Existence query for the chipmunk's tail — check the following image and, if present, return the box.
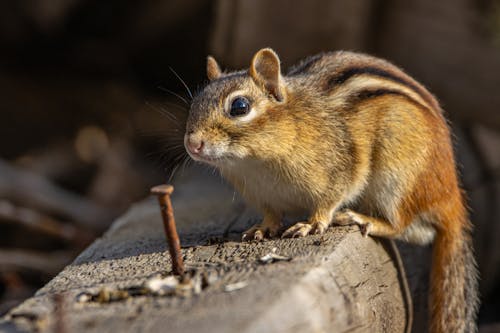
[429,212,479,333]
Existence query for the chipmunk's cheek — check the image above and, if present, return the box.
[228,145,251,159]
[203,141,230,159]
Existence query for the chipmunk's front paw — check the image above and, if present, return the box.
[333,210,371,237]
[242,224,279,242]
[281,221,327,238]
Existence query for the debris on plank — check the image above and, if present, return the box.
[75,268,216,304]
[224,281,248,292]
[258,247,292,264]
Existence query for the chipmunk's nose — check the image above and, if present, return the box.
[186,135,204,155]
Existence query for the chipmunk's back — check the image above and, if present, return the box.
[287,51,441,114]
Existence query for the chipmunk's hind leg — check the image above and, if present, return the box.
[333,209,406,238]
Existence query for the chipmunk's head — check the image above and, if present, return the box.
[185,48,289,166]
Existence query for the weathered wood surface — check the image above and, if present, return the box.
[0,168,430,333]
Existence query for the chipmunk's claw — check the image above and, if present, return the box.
[242,229,263,241]
[312,223,327,235]
[358,222,372,237]
[282,222,326,238]
[282,223,312,238]
[242,224,279,242]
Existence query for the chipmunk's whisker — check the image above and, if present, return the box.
[169,66,193,100]
[158,86,189,105]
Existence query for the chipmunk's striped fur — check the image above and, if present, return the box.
[185,48,479,332]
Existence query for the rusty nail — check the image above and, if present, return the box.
[150,184,185,276]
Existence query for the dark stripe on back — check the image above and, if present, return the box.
[327,66,436,110]
[351,88,430,111]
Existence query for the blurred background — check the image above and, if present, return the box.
[0,0,499,329]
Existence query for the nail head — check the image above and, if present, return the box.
[150,184,174,195]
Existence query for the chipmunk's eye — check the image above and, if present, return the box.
[229,97,250,117]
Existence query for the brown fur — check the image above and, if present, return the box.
[184,48,479,332]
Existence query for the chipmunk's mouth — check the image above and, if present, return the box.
[187,150,222,165]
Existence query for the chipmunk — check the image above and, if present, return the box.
[184,48,479,333]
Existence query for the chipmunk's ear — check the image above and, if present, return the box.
[207,56,222,81]
[249,48,285,102]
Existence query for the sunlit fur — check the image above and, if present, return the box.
[185,49,478,333]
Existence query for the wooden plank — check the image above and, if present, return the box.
[0,168,428,332]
